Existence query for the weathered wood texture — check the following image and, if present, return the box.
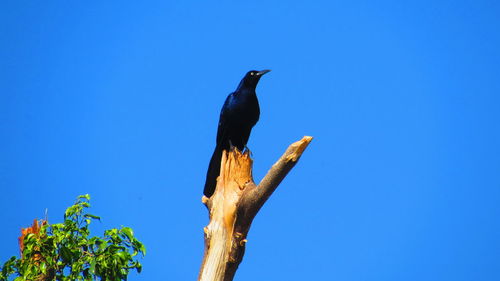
[198,136,313,281]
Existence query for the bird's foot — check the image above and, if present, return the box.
[228,140,236,152]
[244,145,253,156]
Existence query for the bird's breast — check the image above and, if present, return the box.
[226,93,259,124]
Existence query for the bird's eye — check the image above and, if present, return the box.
[250,72,255,76]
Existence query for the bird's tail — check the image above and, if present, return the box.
[204,144,223,197]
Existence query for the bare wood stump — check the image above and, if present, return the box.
[198,136,313,281]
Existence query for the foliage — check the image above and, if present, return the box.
[0,195,145,281]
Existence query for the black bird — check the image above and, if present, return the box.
[204,69,271,197]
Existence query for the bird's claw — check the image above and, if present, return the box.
[244,145,253,156]
[228,140,236,152]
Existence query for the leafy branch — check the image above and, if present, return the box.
[0,194,145,281]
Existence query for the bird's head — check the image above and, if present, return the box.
[238,69,271,89]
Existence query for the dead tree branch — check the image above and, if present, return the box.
[198,136,313,281]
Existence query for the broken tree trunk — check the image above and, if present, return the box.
[198,136,313,281]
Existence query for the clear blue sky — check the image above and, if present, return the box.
[1,1,499,280]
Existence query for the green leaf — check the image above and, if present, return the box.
[120,227,134,240]
[39,262,47,274]
[78,194,91,200]
[105,228,118,236]
[64,205,76,219]
[84,214,101,222]
[97,241,107,253]
[136,241,146,256]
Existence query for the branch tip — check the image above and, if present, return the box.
[287,136,313,162]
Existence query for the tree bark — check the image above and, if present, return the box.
[198,136,313,281]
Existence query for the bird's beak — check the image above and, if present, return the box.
[257,69,271,76]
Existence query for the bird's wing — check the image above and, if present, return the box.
[216,93,233,146]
